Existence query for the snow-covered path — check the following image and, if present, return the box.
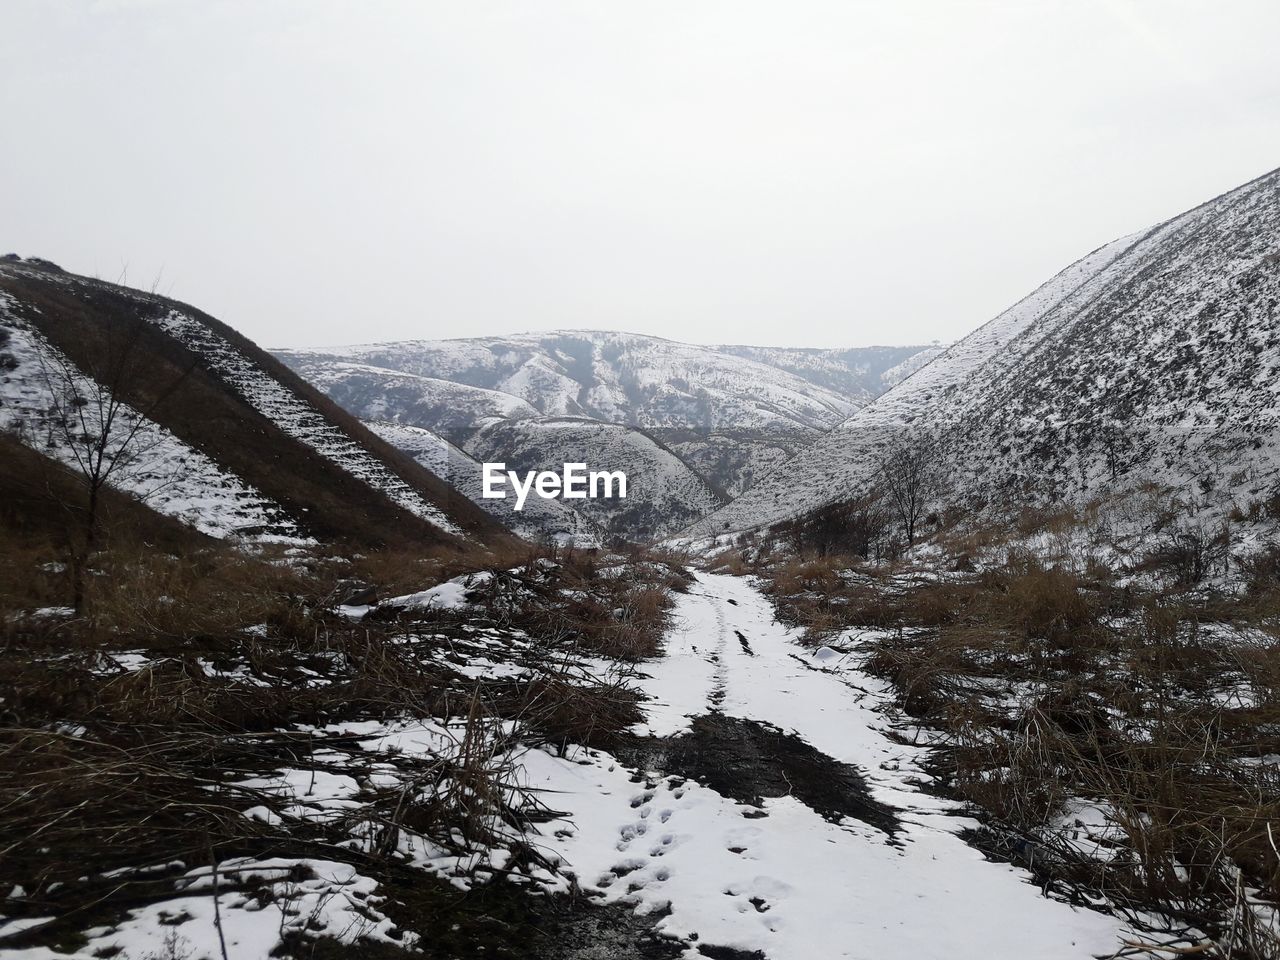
[523,572,1127,959]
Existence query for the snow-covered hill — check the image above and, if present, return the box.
[714,342,946,398]
[649,428,802,499]
[0,311,307,543]
[151,310,463,536]
[277,357,541,439]
[277,333,935,540]
[362,413,720,543]
[685,165,1280,538]
[0,257,509,548]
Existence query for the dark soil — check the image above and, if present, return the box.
[697,946,766,960]
[273,872,686,960]
[615,714,900,836]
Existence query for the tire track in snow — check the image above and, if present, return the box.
[631,588,724,737]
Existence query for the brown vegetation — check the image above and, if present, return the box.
[0,468,684,955]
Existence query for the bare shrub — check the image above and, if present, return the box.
[1242,541,1280,597]
[1145,523,1230,586]
[779,496,890,559]
[23,317,194,612]
[706,548,752,575]
[993,563,1099,645]
[505,671,643,752]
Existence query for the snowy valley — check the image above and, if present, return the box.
[3,163,1280,960]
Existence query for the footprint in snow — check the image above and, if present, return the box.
[609,858,647,878]
[615,821,649,851]
[649,833,676,857]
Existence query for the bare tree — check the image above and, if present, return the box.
[29,314,192,612]
[877,438,939,546]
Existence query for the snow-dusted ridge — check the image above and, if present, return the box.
[152,310,463,537]
[280,331,881,432]
[0,258,497,546]
[463,415,724,540]
[0,302,308,543]
[363,419,599,542]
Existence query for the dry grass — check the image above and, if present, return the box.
[758,554,904,638]
[0,541,68,630]
[389,547,687,661]
[502,672,644,752]
[0,623,548,952]
[867,613,1279,954]
[706,548,752,576]
[0,519,688,952]
[89,547,321,642]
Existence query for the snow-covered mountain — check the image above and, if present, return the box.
[279,358,542,438]
[276,333,934,540]
[0,257,509,549]
[279,332,880,431]
[685,166,1280,539]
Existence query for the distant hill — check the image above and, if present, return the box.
[276,332,936,540]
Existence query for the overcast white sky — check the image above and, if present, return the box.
[3,1,1279,350]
